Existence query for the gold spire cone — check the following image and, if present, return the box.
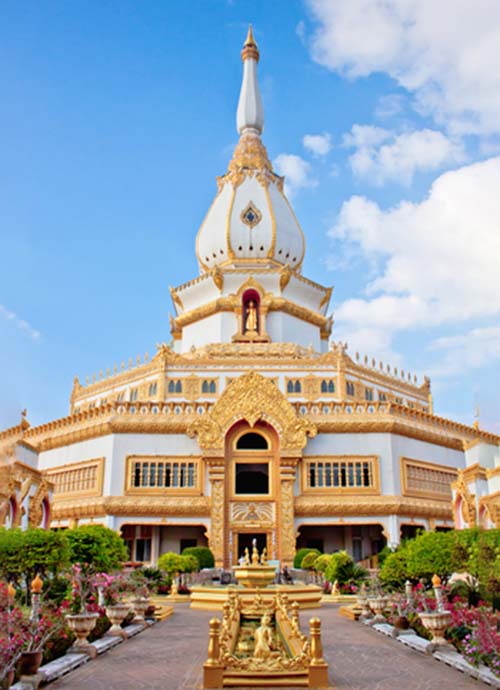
[244,24,256,47]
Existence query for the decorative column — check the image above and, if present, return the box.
[206,458,226,568]
[278,458,298,566]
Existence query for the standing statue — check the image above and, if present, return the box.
[245,301,258,333]
[253,613,273,659]
[244,547,251,566]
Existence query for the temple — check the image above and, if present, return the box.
[1,28,499,566]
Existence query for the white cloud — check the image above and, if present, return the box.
[0,304,40,341]
[330,157,500,365]
[306,0,500,135]
[375,94,405,120]
[303,133,332,156]
[429,327,500,377]
[273,153,317,197]
[343,125,464,185]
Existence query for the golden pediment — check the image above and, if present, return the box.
[187,371,316,451]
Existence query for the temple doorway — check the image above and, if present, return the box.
[237,532,267,561]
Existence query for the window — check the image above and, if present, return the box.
[306,458,376,489]
[148,382,158,397]
[101,398,107,405]
[235,463,269,494]
[394,396,403,404]
[47,458,104,497]
[346,381,355,396]
[89,401,95,409]
[378,391,387,402]
[321,379,335,394]
[202,379,217,394]
[168,380,183,394]
[402,459,457,499]
[365,388,373,401]
[287,379,302,394]
[130,458,198,489]
[130,388,138,402]
[236,432,268,450]
[117,391,125,402]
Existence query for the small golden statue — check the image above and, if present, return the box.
[260,547,268,565]
[245,301,258,333]
[244,547,250,566]
[251,543,260,566]
[253,613,273,659]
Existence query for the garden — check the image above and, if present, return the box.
[0,526,214,688]
[294,529,500,680]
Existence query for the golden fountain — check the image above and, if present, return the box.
[203,590,329,688]
[190,544,323,611]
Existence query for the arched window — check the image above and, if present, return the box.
[168,381,175,393]
[236,432,269,450]
[209,380,216,393]
[202,381,209,394]
[294,380,301,393]
[175,380,182,393]
[287,380,294,394]
[321,380,327,393]
[328,380,335,393]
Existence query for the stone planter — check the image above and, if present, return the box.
[105,603,131,638]
[419,611,452,646]
[18,651,43,676]
[356,594,372,619]
[65,613,99,657]
[131,598,151,624]
[367,596,389,624]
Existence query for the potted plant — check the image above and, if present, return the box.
[94,573,130,638]
[366,578,389,624]
[65,564,99,655]
[390,593,411,631]
[0,584,25,689]
[126,571,151,624]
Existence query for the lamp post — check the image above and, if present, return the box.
[30,574,43,622]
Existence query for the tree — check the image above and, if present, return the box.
[157,552,184,577]
[65,525,127,572]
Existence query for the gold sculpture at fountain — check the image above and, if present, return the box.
[203,545,329,688]
[203,589,329,688]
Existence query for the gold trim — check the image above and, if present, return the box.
[264,183,277,258]
[294,494,453,519]
[169,287,184,312]
[51,495,210,520]
[461,463,488,482]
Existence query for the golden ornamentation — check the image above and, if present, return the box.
[279,265,291,291]
[240,202,262,229]
[51,495,210,520]
[221,132,282,191]
[208,463,225,566]
[124,455,202,495]
[28,478,50,528]
[318,287,332,311]
[230,501,275,524]
[452,470,477,527]
[279,467,297,565]
[301,455,380,495]
[241,25,259,62]
[211,266,224,292]
[169,286,184,311]
[45,457,105,498]
[188,372,317,451]
[294,494,453,519]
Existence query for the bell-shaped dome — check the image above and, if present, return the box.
[195,28,305,273]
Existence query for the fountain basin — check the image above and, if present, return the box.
[190,583,322,611]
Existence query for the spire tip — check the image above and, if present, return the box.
[242,24,259,62]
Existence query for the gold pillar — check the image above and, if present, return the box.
[206,458,226,568]
[278,458,298,566]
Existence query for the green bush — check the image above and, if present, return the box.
[301,551,321,569]
[179,554,199,573]
[293,548,320,569]
[313,554,332,574]
[380,549,409,588]
[66,525,128,572]
[181,546,214,569]
[324,551,367,585]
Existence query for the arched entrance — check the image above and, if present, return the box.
[226,421,279,566]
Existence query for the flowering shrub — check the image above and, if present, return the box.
[93,572,130,606]
[447,601,500,677]
[68,563,97,614]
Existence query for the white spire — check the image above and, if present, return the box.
[236,26,264,135]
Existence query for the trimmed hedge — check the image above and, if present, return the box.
[293,548,320,569]
[181,546,215,569]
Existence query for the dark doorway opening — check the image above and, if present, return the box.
[237,533,267,561]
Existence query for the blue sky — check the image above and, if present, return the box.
[1,1,499,433]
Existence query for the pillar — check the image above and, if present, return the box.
[206,458,226,568]
[279,458,298,566]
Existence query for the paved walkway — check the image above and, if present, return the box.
[50,604,484,690]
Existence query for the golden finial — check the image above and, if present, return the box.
[31,573,43,594]
[431,574,441,587]
[7,582,16,600]
[244,24,256,47]
[242,24,259,62]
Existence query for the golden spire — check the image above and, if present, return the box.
[241,24,259,62]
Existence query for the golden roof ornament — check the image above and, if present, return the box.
[241,24,259,62]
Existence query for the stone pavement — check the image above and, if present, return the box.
[49,603,485,690]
